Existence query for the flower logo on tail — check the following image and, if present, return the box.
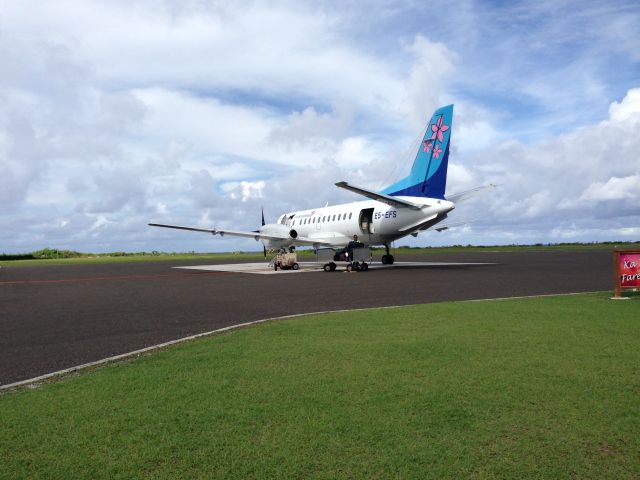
[431,116,450,142]
[432,144,442,158]
[422,139,433,153]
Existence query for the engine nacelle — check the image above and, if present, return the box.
[256,223,302,250]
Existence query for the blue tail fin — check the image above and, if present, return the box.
[381,104,453,199]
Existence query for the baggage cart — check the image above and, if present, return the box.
[318,246,371,272]
[272,252,299,271]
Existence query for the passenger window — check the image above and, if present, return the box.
[332,215,336,221]
[348,212,352,219]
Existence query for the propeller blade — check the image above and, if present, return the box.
[261,207,266,258]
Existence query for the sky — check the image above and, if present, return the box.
[1,0,639,253]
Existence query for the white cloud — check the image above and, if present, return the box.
[223,180,266,202]
[269,105,355,145]
[400,35,456,129]
[578,175,640,202]
[609,88,640,123]
[2,1,404,113]
[451,88,640,241]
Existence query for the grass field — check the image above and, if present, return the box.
[1,293,639,479]
[0,251,268,267]
[2,242,639,267]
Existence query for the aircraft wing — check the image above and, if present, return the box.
[335,182,424,210]
[447,184,497,204]
[149,223,270,240]
[149,223,216,234]
[148,223,331,247]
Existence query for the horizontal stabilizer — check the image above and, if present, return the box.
[335,182,425,210]
[447,184,497,204]
[433,219,476,232]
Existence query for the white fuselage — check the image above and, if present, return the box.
[261,196,455,250]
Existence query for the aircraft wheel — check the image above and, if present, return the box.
[361,262,368,271]
[381,255,389,264]
[292,263,299,270]
[323,263,331,272]
[329,262,336,271]
[388,255,395,265]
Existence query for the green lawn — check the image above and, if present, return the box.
[0,251,268,267]
[1,293,639,479]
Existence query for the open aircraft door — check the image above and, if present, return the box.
[359,208,374,234]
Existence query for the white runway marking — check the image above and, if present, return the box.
[174,261,495,274]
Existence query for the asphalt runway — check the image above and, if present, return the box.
[0,249,614,386]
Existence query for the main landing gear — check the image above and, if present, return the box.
[323,262,337,272]
[346,261,369,272]
[381,244,395,265]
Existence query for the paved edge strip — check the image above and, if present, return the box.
[0,290,604,391]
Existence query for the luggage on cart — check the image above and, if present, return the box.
[272,252,299,271]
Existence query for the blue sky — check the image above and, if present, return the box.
[1,0,639,253]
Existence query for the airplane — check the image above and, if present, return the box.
[150,104,493,265]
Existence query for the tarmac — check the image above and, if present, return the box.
[0,249,614,386]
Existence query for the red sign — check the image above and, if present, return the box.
[620,252,640,288]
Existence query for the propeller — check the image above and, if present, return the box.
[261,207,267,258]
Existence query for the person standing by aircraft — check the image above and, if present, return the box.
[346,235,363,260]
